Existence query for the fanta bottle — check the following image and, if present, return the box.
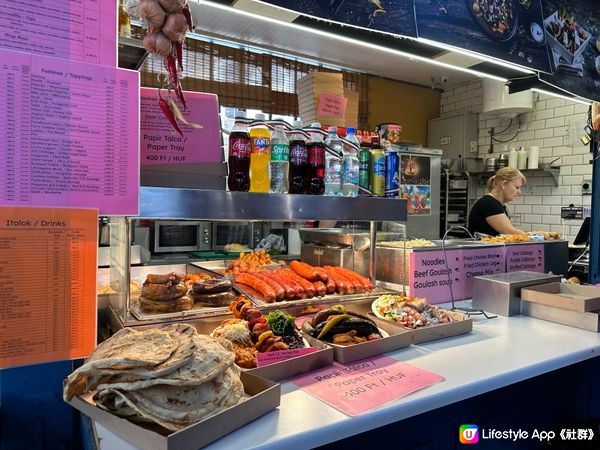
[249,113,270,192]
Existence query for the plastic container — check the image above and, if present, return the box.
[227,110,251,192]
[289,120,308,194]
[323,126,342,196]
[249,113,270,192]
[527,146,539,169]
[508,147,518,169]
[340,127,360,197]
[517,147,527,170]
[307,122,325,195]
[269,125,289,193]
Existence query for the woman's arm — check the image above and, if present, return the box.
[486,213,526,235]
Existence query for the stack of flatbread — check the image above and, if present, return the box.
[63,324,245,432]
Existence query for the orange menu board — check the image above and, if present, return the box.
[0,206,97,369]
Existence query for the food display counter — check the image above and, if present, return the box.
[93,308,600,450]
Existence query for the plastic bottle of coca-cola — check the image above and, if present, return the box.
[289,120,308,194]
[227,110,251,191]
[306,122,325,195]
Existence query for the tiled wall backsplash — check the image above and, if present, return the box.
[440,80,592,243]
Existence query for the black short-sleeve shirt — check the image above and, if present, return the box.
[468,195,507,236]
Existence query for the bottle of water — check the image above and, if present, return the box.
[269,125,289,193]
[341,127,360,197]
[323,126,342,196]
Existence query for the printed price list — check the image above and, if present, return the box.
[0,49,139,215]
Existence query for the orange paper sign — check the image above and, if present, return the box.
[0,206,98,369]
[317,93,347,119]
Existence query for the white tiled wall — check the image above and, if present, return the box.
[441,80,592,243]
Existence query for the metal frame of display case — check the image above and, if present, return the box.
[107,188,408,328]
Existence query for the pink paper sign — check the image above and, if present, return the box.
[256,347,318,367]
[317,93,347,118]
[0,0,117,66]
[409,249,465,304]
[140,88,222,165]
[460,246,505,298]
[0,49,139,215]
[291,355,444,416]
[505,244,544,273]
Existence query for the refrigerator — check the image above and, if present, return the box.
[387,145,441,240]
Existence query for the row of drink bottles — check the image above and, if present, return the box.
[227,111,401,197]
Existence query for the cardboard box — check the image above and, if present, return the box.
[192,316,334,381]
[521,300,600,332]
[322,316,412,364]
[297,71,345,127]
[521,283,600,313]
[408,311,473,344]
[344,88,359,127]
[66,372,280,450]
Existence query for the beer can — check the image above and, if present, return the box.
[358,147,371,192]
[384,150,399,198]
[370,148,385,196]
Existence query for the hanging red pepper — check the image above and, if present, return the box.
[165,53,187,110]
[158,97,183,137]
[175,41,184,73]
[182,4,194,32]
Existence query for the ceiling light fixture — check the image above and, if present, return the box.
[531,88,591,106]
[193,0,508,82]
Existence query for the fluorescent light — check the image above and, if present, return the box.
[531,88,591,106]
[193,0,508,82]
[418,37,535,75]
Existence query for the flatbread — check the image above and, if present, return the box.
[95,366,245,432]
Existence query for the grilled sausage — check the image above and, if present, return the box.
[234,273,276,303]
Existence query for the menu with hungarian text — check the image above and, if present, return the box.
[0,0,117,66]
[0,49,139,215]
[0,206,97,369]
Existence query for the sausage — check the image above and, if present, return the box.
[258,271,297,299]
[324,266,364,293]
[192,278,233,294]
[312,280,327,297]
[332,266,374,291]
[144,272,183,285]
[289,261,321,282]
[320,267,353,294]
[141,282,187,300]
[234,273,276,303]
[278,269,316,298]
[323,277,336,294]
[250,272,286,301]
[139,294,193,312]
[313,267,330,283]
[188,290,236,307]
[262,271,303,299]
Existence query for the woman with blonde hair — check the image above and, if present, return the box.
[467,167,526,236]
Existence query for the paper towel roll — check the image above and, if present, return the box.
[527,146,539,169]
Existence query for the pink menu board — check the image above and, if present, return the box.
[409,249,464,304]
[460,246,505,299]
[0,0,117,66]
[505,244,544,273]
[140,87,222,165]
[0,49,139,215]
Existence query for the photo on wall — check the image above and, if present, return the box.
[539,0,600,101]
[400,155,431,216]
[414,0,552,73]
[256,0,417,37]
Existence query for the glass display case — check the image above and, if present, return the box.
[107,187,408,329]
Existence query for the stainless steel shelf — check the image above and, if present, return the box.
[137,187,408,221]
[469,167,560,186]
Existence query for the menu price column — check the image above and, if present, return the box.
[0,207,97,369]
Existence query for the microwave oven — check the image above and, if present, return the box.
[211,222,269,251]
[153,221,211,253]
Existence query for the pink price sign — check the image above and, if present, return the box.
[460,246,505,298]
[0,49,139,215]
[0,0,117,66]
[317,93,347,119]
[505,244,544,273]
[291,355,444,416]
[140,88,222,165]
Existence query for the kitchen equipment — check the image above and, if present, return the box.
[99,217,111,246]
[441,158,456,170]
[495,153,508,169]
[440,170,471,238]
[428,113,479,173]
[211,221,269,251]
[484,157,497,172]
[153,220,212,253]
[472,271,560,316]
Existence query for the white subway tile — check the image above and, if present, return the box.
[535,100,546,110]
[515,205,532,213]
[562,155,583,166]
[553,126,568,137]
[545,117,565,128]
[571,165,592,176]
[552,147,572,156]
[546,98,566,108]
[539,148,553,158]
[551,206,564,215]
[534,129,553,139]
[532,205,551,214]
[528,120,546,130]
[542,215,561,225]
[573,103,589,114]
[572,146,591,155]
[562,195,582,205]
[523,214,542,223]
[554,105,575,117]
[561,175,584,186]
[550,185,571,195]
[543,137,564,147]
[532,186,551,195]
[535,109,554,120]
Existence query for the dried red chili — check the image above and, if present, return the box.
[158,97,183,137]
